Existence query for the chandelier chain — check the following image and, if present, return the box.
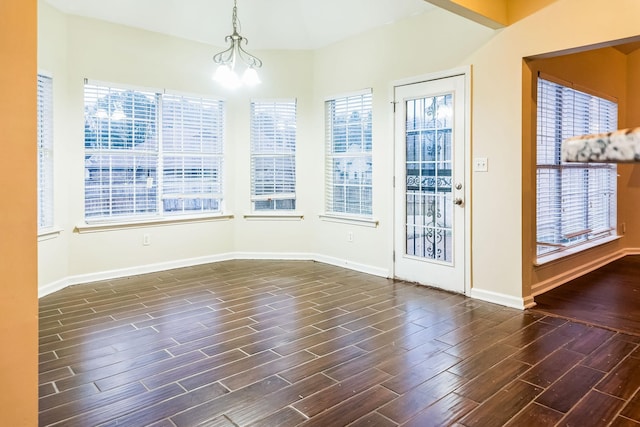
[211,0,262,88]
[231,0,239,34]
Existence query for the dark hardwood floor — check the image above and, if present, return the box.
[533,255,640,336]
[39,259,640,426]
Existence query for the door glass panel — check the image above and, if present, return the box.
[405,94,453,263]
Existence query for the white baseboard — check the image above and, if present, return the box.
[530,249,626,298]
[470,287,532,310]
[312,254,390,278]
[231,252,313,261]
[231,252,390,277]
[38,277,73,299]
[38,253,234,298]
[38,252,390,298]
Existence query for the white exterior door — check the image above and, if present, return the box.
[394,74,467,294]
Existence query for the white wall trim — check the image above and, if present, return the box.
[318,214,379,228]
[530,249,626,298]
[312,254,390,278]
[220,252,390,278]
[231,252,313,261]
[39,277,73,299]
[38,253,234,298]
[39,252,390,298]
[470,287,532,310]
[391,66,471,89]
[243,213,305,221]
[76,214,234,234]
[534,235,621,266]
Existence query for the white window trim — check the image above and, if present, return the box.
[324,88,373,102]
[318,214,379,228]
[534,235,621,266]
[86,78,162,96]
[244,212,304,221]
[38,227,63,241]
[75,213,234,233]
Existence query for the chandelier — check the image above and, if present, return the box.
[212,0,262,89]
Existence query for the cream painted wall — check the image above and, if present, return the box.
[38,2,71,288]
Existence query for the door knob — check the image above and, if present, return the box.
[454,198,464,206]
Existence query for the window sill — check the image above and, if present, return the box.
[534,234,621,267]
[75,213,234,234]
[38,227,63,242]
[319,214,379,228]
[244,212,304,221]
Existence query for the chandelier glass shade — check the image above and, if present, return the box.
[212,0,262,89]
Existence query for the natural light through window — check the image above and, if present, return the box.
[250,99,297,211]
[325,90,373,217]
[536,76,618,259]
[83,81,224,222]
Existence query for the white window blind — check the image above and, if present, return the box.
[162,94,224,214]
[325,90,373,217]
[37,74,54,230]
[250,99,297,211]
[536,77,618,258]
[84,81,224,221]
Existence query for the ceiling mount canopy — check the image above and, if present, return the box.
[212,0,262,89]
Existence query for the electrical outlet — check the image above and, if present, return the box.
[474,157,488,172]
[143,233,151,246]
[347,232,354,242]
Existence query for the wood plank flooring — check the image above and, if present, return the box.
[39,259,640,426]
[533,255,640,336]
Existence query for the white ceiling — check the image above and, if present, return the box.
[43,0,435,50]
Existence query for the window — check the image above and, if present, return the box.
[37,74,54,230]
[325,90,373,217]
[84,81,224,222]
[536,76,618,258]
[162,94,225,215]
[250,99,297,211]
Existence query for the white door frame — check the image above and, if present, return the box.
[390,66,472,295]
